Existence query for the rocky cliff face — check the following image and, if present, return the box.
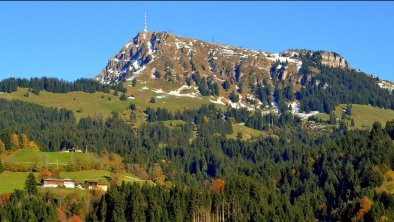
[320,52,349,69]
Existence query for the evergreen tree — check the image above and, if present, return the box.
[153,70,161,79]
[131,78,137,87]
[329,113,337,125]
[119,93,127,101]
[229,90,239,103]
[25,173,38,195]
[385,120,394,139]
[130,111,137,124]
[222,80,231,91]
[346,103,352,115]
[129,103,136,110]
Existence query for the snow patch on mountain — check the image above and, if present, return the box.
[266,53,299,64]
[378,80,394,92]
[209,96,226,105]
[150,85,201,99]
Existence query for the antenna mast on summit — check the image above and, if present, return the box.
[144,12,148,32]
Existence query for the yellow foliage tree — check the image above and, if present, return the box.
[152,163,166,186]
[28,141,40,151]
[109,153,125,185]
[21,133,30,149]
[101,151,111,171]
[386,170,394,182]
[352,196,373,221]
[0,139,5,154]
[10,133,19,150]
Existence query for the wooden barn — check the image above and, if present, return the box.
[41,178,75,188]
[84,181,108,192]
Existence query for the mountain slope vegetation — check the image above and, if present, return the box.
[0,98,393,221]
[0,31,394,221]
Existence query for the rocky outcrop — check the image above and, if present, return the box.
[320,52,349,69]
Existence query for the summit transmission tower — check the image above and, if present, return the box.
[144,12,148,32]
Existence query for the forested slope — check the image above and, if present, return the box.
[0,99,393,221]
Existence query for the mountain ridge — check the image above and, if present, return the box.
[94,31,393,114]
[95,31,349,84]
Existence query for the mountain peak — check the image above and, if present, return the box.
[95,31,350,85]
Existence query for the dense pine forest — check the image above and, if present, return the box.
[0,77,126,95]
[297,52,394,113]
[0,98,393,221]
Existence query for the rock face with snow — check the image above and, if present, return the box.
[95,31,323,85]
[96,32,162,83]
[95,31,353,112]
[378,80,394,93]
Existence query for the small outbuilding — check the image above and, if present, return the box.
[84,181,108,192]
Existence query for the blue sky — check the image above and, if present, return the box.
[0,2,393,81]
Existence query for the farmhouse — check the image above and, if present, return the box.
[60,147,83,153]
[41,178,76,188]
[84,181,108,192]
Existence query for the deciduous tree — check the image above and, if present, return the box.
[21,133,29,149]
[40,166,52,179]
[10,133,19,150]
[0,139,5,154]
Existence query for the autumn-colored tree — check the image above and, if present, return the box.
[151,163,166,186]
[28,141,40,151]
[387,170,394,182]
[10,133,19,150]
[127,164,149,180]
[0,192,11,206]
[39,166,52,179]
[51,169,61,178]
[68,215,81,222]
[56,208,67,222]
[353,196,373,221]
[109,153,125,185]
[21,133,29,149]
[211,178,225,193]
[0,139,5,154]
[101,151,111,171]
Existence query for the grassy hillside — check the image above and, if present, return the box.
[0,88,126,121]
[0,150,153,193]
[335,104,394,130]
[0,170,151,194]
[227,124,269,140]
[4,149,96,166]
[0,81,215,124]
